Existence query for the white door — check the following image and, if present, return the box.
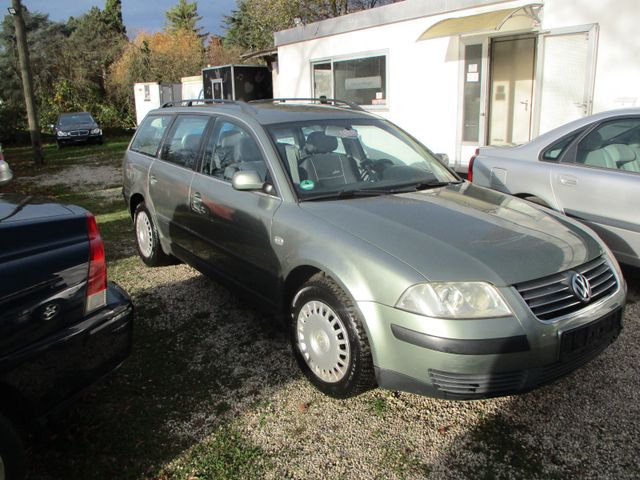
[536,29,596,135]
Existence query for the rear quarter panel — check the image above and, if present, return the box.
[473,149,558,209]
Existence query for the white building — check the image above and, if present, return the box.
[133,82,182,125]
[274,0,640,171]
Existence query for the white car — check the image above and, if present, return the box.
[470,109,640,267]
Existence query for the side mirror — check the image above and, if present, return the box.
[435,153,450,166]
[0,160,13,186]
[232,170,264,191]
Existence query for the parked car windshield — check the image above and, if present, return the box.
[266,118,458,200]
[59,113,94,126]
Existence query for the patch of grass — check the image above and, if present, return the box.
[380,443,432,479]
[368,394,389,418]
[6,136,131,169]
[161,425,270,480]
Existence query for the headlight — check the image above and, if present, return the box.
[91,128,102,135]
[57,131,68,137]
[396,282,512,319]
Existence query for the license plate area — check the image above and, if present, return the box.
[560,309,621,360]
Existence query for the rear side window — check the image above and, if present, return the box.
[130,115,173,157]
[541,132,579,162]
[160,115,210,170]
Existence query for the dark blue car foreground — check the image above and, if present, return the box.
[0,193,133,480]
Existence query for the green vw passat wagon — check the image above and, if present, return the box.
[123,99,626,399]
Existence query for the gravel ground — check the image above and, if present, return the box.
[23,163,640,479]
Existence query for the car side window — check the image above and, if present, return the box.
[575,118,640,173]
[202,119,268,182]
[541,132,579,162]
[130,115,173,157]
[160,115,210,170]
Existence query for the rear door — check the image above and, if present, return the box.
[551,116,640,264]
[148,114,211,252]
[185,117,282,304]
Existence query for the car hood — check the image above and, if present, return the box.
[0,194,76,224]
[299,183,602,286]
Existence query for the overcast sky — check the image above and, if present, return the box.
[1,0,237,36]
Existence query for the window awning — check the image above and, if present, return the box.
[417,4,542,41]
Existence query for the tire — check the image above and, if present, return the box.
[133,202,171,267]
[0,413,26,480]
[291,273,376,398]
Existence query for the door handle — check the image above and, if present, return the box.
[149,174,158,185]
[520,99,529,112]
[559,175,578,186]
[190,191,206,214]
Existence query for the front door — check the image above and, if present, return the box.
[185,117,282,304]
[551,116,640,265]
[488,36,536,146]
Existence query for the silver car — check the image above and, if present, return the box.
[470,109,640,267]
[123,99,626,400]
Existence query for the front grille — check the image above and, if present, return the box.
[69,129,89,136]
[429,369,526,398]
[514,256,618,321]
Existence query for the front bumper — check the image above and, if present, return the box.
[359,277,626,400]
[57,132,102,144]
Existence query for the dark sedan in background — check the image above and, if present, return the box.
[0,161,133,480]
[53,112,103,148]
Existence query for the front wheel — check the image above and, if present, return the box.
[0,413,26,480]
[133,202,171,267]
[291,273,376,398]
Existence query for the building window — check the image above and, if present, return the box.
[144,84,151,101]
[462,44,482,143]
[313,62,332,99]
[312,54,387,107]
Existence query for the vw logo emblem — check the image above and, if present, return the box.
[570,272,592,303]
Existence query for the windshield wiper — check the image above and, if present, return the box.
[300,180,463,201]
[301,187,390,201]
[400,179,463,191]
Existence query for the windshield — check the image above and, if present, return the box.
[266,118,458,200]
[59,113,94,126]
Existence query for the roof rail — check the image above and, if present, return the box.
[250,97,365,111]
[161,98,237,108]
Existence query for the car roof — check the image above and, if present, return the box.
[148,101,377,125]
[531,108,640,146]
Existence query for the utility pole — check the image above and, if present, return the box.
[8,0,44,165]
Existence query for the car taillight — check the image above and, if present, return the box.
[467,148,479,182]
[86,213,107,313]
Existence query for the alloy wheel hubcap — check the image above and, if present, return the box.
[297,300,350,383]
[136,211,154,258]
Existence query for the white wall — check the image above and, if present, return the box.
[276,0,640,166]
[134,83,161,126]
[276,1,528,166]
[181,75,203,100]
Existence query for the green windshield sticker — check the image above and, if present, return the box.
[300,180,315,190]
